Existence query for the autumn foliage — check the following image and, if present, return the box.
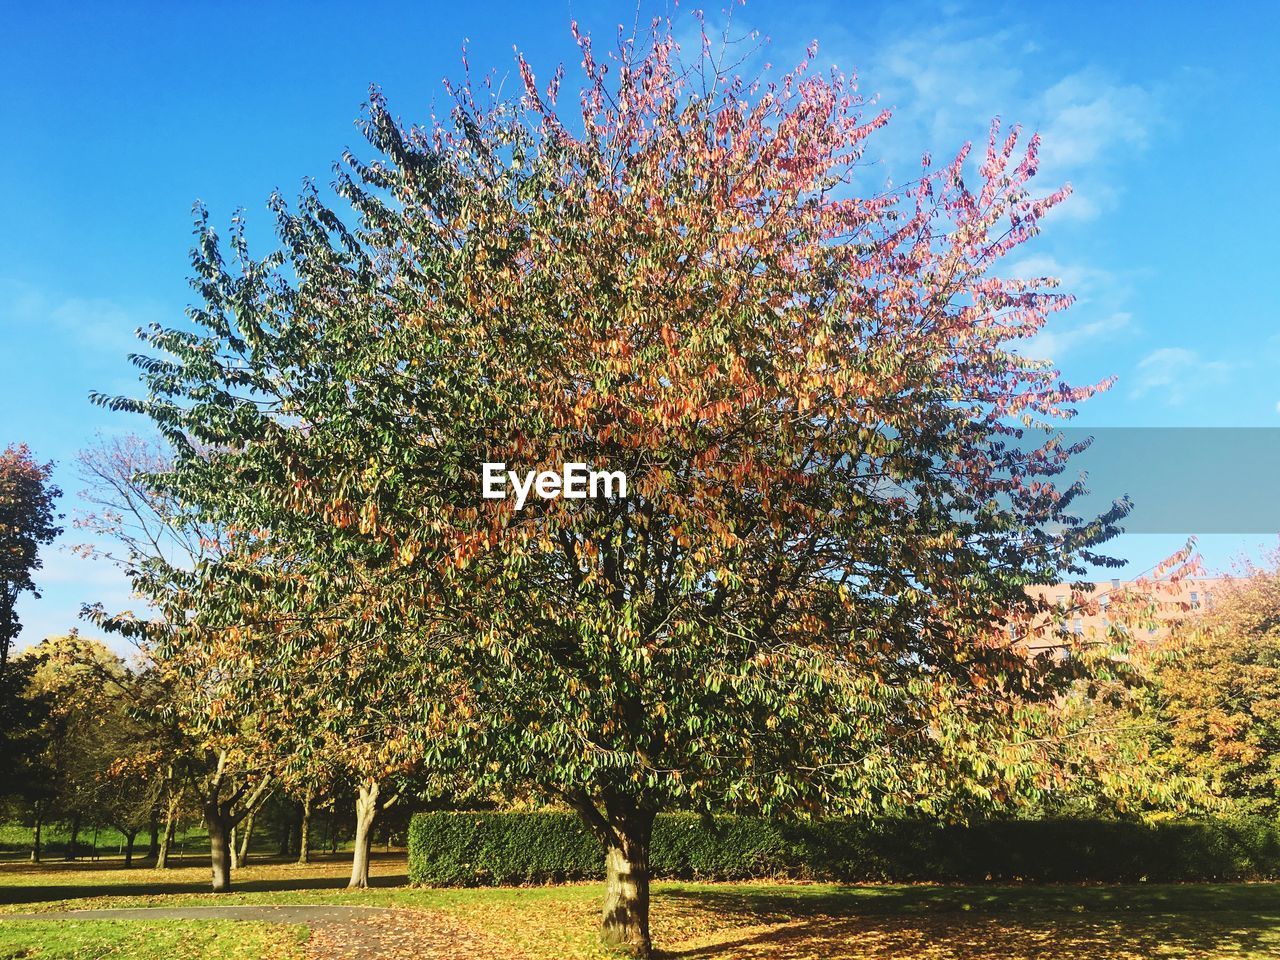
[0,443,63,671]
[1155,554,1280,817]
[107,18,1140,955]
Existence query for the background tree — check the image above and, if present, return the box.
[1004,546,1208,819]
[0,653,54,859]
[0,443,63,672]
[76,434,280,889]
[110,18,1135,956]
[1154,555,1280,817]
[21,633,142,860]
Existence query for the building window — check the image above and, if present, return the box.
[1191,591,1200,608]
[1073,618,1083,635]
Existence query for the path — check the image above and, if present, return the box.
[0,904,524,959]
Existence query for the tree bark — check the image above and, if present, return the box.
[30,807,42,863]
[197,751,272,892]
[207,808,233,893]
[347,781,379,889]
[237,809,256,866]
[147,804,160,859]
[297,786,313,865]
[600,807,655,957]
[123,829,138,867]
[156,795,178,869]
[66,815,81,861]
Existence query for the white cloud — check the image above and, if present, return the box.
[1036,70,1154,169]
[810,13,1162,220]
[1003,253,1119,298]
[0,278,149,358]
[1003,253,1135,363]
[12,547,143,657]
[1131,347,1233,404]
[1021,311,1131,363]
[32,547,132,588]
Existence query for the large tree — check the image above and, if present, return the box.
[109,20,1130,954]
[0,444,63,672]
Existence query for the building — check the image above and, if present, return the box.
[1017,577,1231,655]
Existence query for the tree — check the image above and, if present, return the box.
[0,443,63,672]
[1155,556,1280,817]
[1005,546,1208,818]
[109,19,1132,955]
[20,633,146,860]
[0,653,54,859]
[76,434,277,888]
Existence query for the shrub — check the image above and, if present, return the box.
[407,811,1280,886]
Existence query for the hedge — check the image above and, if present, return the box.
[407,811,1280,886]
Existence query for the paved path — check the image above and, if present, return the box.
[0,904,524,959]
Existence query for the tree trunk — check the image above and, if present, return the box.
[156,796,178,869]
[600,807,655,957]
[347,781,379,889]
[66,815,81,861]
[30,809,42,863]
[276,802,294,857]
[207,808,233,893]
[237,810,256,866]
[147,804,160,859]
[123,829,138,867]
[297,787,313,865]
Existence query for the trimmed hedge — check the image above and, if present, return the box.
[407,811,1280,886]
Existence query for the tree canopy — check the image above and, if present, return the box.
[0,443,63,671]
[105,20,1132,955]
[1156,560,1280,817]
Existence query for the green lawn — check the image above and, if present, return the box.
[0,919,307,960]
[0,824,213,863]
[2,855,1279,958]
[0,823,360,864]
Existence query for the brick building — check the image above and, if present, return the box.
[1018,577,1230,655]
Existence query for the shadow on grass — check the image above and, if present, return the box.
[0,852,408,906]
[651,884,1280,959]
[655,913,1280,959]
[656,880,1280,917]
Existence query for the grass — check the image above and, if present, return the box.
[0,919,307,960]
[0,824,209,863]
[2,854,1280,958]
[0,823,360,863]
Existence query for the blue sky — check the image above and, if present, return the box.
[3,0,1278,651]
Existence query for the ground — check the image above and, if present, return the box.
[1,853,1279,959]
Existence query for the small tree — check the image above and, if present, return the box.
[0,444,62,672]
